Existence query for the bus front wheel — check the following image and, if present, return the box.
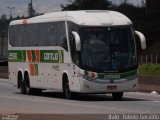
[112,92,123,100]
[63,76,72,99]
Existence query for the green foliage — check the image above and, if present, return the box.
[0,14,37,34]
[112,3,146,35]
[0,1,160,39]
[113,2,160,38]
[139,64,160,77]
[61,1,160,38]
[61,0,112,11]
[146,43,160,54]
[0,15,10,34]
[1,15,7,20]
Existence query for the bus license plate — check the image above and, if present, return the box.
[107,86,117,90]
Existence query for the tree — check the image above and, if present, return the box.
[0,14,7,21]
[0,14,10,34]
[61,0,112,11]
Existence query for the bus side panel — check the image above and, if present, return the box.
[70,65,81,92]
[9,62,18,86]
[35,63,53,89]
[60,64,81,93]
[51,50,72,91]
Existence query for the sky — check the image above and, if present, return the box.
[0,0,145,18]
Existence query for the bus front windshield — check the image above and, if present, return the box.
[79,26,137,72]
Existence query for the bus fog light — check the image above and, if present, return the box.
[83,75,93,81]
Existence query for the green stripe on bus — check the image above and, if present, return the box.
[34,64,39,75]
[8,50,64,63]
[98,70,137,78]
[9,50,23,62]
[85,70,137,79]
[22,50,26,62]
[32,50,36,62]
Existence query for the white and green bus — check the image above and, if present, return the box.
[8,10,146,100]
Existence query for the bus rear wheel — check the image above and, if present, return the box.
[20,80,25,94]
[20,73,31,95]
[112,92,123,100]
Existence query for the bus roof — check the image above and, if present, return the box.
[10,10,132,26]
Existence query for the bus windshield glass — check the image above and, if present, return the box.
[79,26,137,71]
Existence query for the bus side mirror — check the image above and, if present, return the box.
[72,31,81,51]
[135,31,146,50]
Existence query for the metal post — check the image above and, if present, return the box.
[146,55,148,64]
[7,7,15,18]
[156,55,158,64]
[141,56,143,64]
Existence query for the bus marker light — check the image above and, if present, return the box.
[22,19,28,24]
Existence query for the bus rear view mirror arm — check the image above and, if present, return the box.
[72,31,81,51]
[135,31,146,50]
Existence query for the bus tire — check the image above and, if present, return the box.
[21,72,31,95]
[18,72,23,89]
[20,77,26,94]
[63,75,72,99]
[112,92,123,100]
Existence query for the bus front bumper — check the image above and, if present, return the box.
[79,78,138,93]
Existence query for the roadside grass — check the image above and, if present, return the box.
[139,64,160,77]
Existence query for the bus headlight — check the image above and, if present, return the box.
[83,72,98,81]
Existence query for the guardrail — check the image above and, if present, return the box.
[139,54,160,64]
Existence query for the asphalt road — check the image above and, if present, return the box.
[0,79,160,119]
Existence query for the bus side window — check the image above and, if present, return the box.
[60,37,68,51]
[9,26,16,46]
[49,22,68,51]
[56,22,68,51]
